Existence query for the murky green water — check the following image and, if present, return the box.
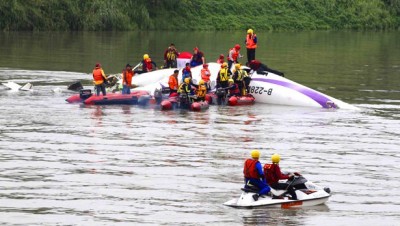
[0,31,399,225]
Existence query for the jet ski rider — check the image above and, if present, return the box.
[243,150,271,201]
[264,153,299,200]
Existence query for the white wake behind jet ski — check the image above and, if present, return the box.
[224,176,331,208]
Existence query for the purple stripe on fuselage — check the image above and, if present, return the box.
[251,77,335,108]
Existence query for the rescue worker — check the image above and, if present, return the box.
[190,47,205,67]
[227,79,240,97]
[164,43,179,68]
[178,77,194,108]
[122,64,134,94]
[249,59,285,77]
[200,64,211,91]
[196,80,207,101]
[228,44,242,72]
[244,150,271,201]
[245,29,257,64]
[141,54,157,73]
[216,54,225,64]
[232,64,247,95]
[216,62,231,89]
[168,69,179,96]
[181,63,192,83]
[92,63,108,96]
[264,153,298,200]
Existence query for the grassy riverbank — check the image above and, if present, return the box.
[1,0,399,31]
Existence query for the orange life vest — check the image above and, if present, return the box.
[122,69,134,85]
[168,75,178,90]
[228,48,239,61]
[246,34,257,49]
[93,68,105,85]
[243,159,259,179]
[201,69,211,82]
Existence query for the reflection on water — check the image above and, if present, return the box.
[0,31,400,225]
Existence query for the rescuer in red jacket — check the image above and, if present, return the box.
[243,150,271,201]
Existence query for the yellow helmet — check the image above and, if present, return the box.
[143,54,149,60]
[184,78,191,84]
[251,150,260,159]
[235,63,241,70]
[228,78,234,83]
[247,29,253,34]
[199,80,205,85]
[271,153,280,163]
[222,62,228,68]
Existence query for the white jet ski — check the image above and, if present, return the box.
[2,81,33,91]
[224,176,331,208]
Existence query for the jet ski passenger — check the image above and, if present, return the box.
[216,54,225,64]
[216,62,231,89]
[122,64,134,94]
[227,79,240,97]
[200,64,211,90]
[164,43,179,68]
[92,63,108,96]
[142,54,157,73]
[168,70,179,96]
[264,153,298,200]
[181,63,192,83]
[190,47,205,67]
[244,150,271,201]
[232,64,247,95]
[196,80,207,102]
[249,60,284,77]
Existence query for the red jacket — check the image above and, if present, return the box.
[243,159,259,179]
[264,163,289,185]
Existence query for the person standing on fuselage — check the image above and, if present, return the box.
[142,54,157,73]
[245,29,257,65]
[164,43,179,68]
[244,150,271,201]
[228,44,242,72]
[190,47,205,67]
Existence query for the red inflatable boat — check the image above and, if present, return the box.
[83,90,149,105]
[228,95,255,106]
[191,101,209,111]
[161,95,209,112]
[66,89,93,103]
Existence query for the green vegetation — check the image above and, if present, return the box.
[0,0,399,31]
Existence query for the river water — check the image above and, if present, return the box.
[0,31,399,226]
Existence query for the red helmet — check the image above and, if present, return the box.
[219,54,224,59]
[194,47,199,51]
[95,63,101,68]
[203,64,208,68]
[235,44,241,50]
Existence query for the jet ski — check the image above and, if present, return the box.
[224,175,331,208]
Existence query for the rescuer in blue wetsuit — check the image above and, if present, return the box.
[243,149,271,201]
